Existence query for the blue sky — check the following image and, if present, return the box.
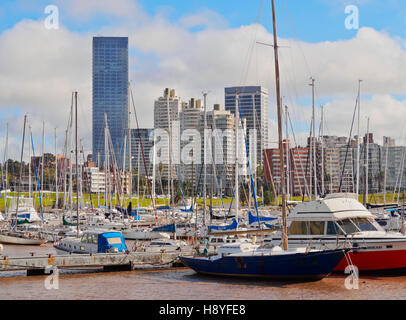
[2,0,406,42]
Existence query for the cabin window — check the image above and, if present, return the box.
[90,234,98,244]
[289,221,308,235]
[352,218,378,232]
[326,221,343,235]
[106,237,122,245]
[309,222,325,235]
[218,238,224,243]
[81,234,89,243]
[336,219,359,234]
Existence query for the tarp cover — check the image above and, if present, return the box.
[248,211,277,225]
[152,223,176,233]
[208,220,238,231]
[97,232,127,253]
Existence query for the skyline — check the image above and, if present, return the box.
[1,0,406,161]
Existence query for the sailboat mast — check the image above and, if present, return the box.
[167,93,175,233]
[128,128,132,202]
[123,134,126,197]
[28,126,32,198]
[69,100,73,213]
[321,105,324,196]
[75,92,79,237]
[365,117,370,205]
[235,92,239,228]
[14,115,27,229]
[166,93,171,206]
[203,92,208,227]
[128,83,132,203]
[55,127,58,210]
[152,133,156,206]
[285,105,290,200]
[97,152,100,208]
[356,80,362,197]
[383,139,389,205]
[252,93,257,208]
[271,0,288,250]
[4,123,8,216]
[210,123,214,222]
[137,143,140,211]
[41,121,44,192]
[310,77,317,199]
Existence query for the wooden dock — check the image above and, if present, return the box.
[0,250,194,276]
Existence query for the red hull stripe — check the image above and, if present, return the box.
[334,250,406,272]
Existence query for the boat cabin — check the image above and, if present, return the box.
[285,194,385,237]
[55,230,128,254]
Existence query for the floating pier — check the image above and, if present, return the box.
[0,250,194,276]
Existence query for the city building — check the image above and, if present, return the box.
[153,88,182,184]
[197,104,247,196]
[84,167,106,194]
[129,128,154,177]
[92,36,129,169]
[179,98,203,183]
[224,86,269,171]
[264,142,311,197]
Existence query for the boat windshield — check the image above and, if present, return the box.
[336,218,379,234]
[352,218,382,231]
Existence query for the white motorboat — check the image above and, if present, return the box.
[264,193,406,274]
[198,235,250,254]
[54,229,128,254]
[121,228,170,240]
[144,239,188,253]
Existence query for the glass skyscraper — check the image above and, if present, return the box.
[92,36,128,169]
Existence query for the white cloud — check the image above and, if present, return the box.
[54,0,146,21]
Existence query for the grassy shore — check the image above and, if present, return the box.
[1,191,403,213]
[0,192,236,212]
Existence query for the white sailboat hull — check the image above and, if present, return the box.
[122,229,170,240]
[0,233,47,245]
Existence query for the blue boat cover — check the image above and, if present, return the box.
[156,205,171,210]
[208,220,238,231]
[181,205,193,212]
[152,223,176,233]
[264,222,280,230]
[248,211,277,225]
[17,214,31,219]
[97,232,128,253]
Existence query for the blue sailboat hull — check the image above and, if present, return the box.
[180,249,347,281]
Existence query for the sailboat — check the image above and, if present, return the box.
[180,0,347,280]
[0,116,47,245]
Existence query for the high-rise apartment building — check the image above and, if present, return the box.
[197,104,247,196]
[153,88,182,182]
[179,98,203,183]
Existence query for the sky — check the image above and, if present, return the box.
[1,0,406,161]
